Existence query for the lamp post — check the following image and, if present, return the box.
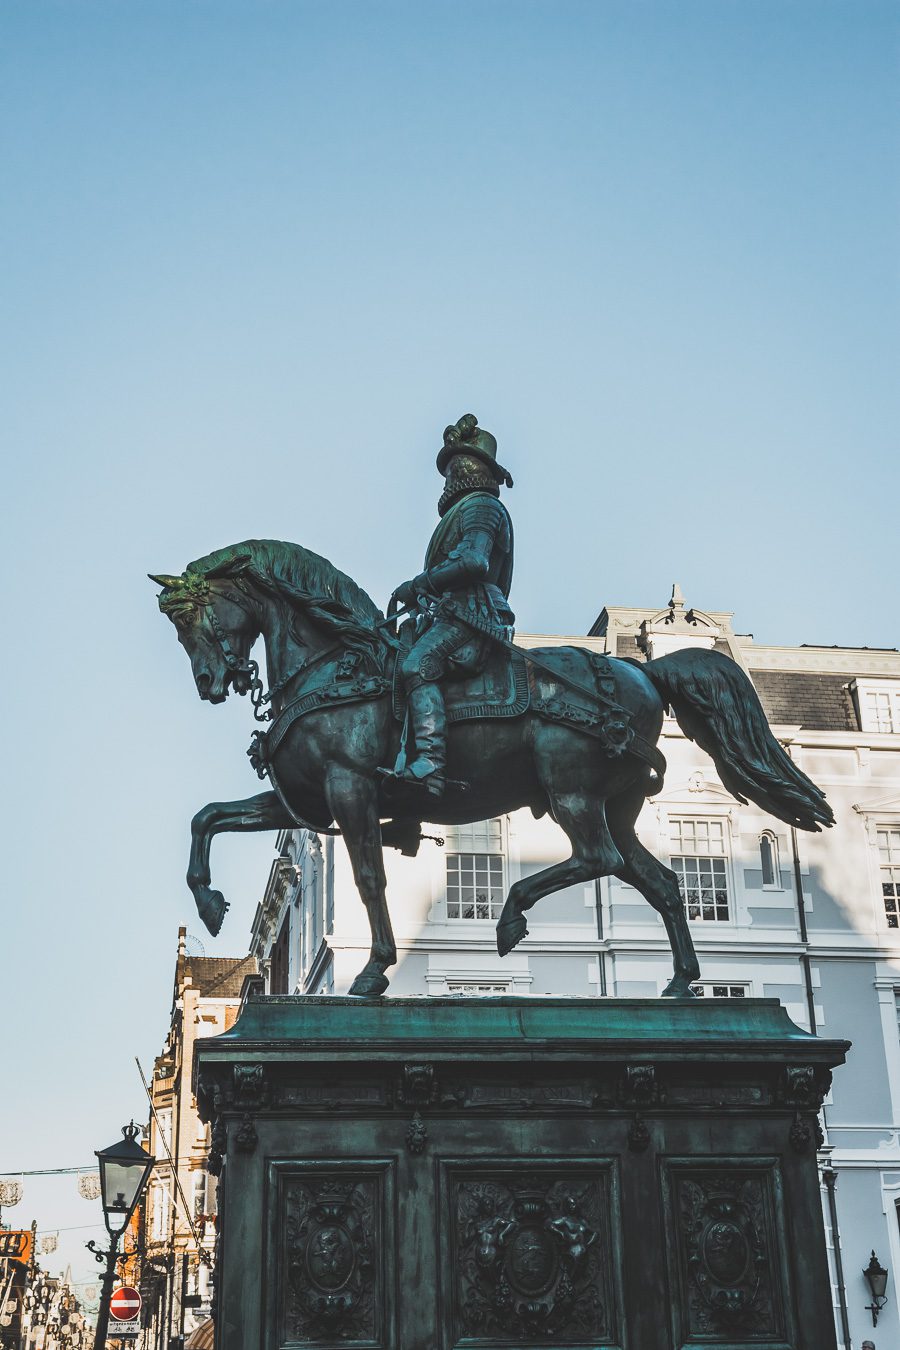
[85,1124,154,1350]
[862,1249,889,1326]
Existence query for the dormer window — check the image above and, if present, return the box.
[852,680,900,734]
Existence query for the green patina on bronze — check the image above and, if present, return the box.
[194,994,848,1349]
[152,414,835,1001]
[207,994,844,1057]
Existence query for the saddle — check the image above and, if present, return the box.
[391,643,530,725]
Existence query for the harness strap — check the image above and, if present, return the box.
[263,673,390,762]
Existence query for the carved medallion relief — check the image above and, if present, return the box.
[665,1164,789,1343]
[280,1172,384,1346]
[448,1169,615,1346]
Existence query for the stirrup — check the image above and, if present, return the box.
[376,766,469,796]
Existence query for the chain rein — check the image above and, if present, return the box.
[206,600,273,723]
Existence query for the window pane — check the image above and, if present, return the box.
[673,849,730,922]
[447,850,504,920]
[884,874,900,928]
[443,817,504,853]
[760,835,776,886]
[671,818,726,856]
[867,692,895,733]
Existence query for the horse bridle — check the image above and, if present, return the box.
[204,586,370,725]
[204,597,272,722]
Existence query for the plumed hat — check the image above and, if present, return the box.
[436,413,513,486]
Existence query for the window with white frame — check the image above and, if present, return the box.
[670,817,731,922]
[854,680,900,734]
[879,827,900,928]
[150,1182,171,1242]
[759,831,781,889]
[445,819,505,920]
[154,1107,173,1154]
[690,982,750,998]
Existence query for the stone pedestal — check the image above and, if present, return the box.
[194,997,847,1350]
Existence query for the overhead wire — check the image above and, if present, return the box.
[135,1057,211,1265]
[1,1152,214,1178]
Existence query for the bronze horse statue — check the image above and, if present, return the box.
[151,539,833,997]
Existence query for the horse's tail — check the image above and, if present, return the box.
[642,648,834,832]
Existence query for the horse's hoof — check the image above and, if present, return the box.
[197,889,229,937]
[660,976,699,999]
[497,916,528,957]
[348,972,389,997]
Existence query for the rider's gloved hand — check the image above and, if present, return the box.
[391,579,418,608]
[392,573,435,609]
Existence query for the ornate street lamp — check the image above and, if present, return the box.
[86,1123,154,1350]
[863,1249,889,1326]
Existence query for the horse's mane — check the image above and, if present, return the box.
[187,538,385,651]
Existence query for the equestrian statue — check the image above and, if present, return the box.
[150,414,833,998]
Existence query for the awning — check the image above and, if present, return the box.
[185,1319,214,1349]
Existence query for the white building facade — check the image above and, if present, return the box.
[249,588,900,1349]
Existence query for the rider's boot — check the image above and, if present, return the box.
[384,681,448,796]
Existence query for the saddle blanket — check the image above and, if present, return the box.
[391,643,530,724]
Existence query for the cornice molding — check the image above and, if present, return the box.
[853,791,900,817]
[745,646,900,676]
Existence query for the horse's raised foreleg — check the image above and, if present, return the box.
[327,774,397,997]
[188,791,296,936]
[607,791,701,998]
[497,793,624,957]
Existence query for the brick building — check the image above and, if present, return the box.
[138,931,256,1350]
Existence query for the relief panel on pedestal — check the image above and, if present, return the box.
[663,1160,793,1347]
[272,1165,393,1350]
[442,1164,620,1349]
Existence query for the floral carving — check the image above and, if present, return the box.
[628,1113,651,1153]
[405,1112,428,1154]
[453,1175,609,1341]
[234,1113,257,1153]
[207,1089,227,1176]
[789,1111,814,1154]
[283,1175,377,1342]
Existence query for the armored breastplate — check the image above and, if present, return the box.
[424,492,514,597]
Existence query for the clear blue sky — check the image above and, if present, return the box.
[2,0,897,1282]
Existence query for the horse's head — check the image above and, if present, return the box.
[150,554,261,704]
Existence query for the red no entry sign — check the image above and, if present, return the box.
[109,1286,142,1321]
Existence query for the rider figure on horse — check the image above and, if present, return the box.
[382,413,515,796]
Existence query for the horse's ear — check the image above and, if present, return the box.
[148,573,182,588]
[203,553,253,581]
